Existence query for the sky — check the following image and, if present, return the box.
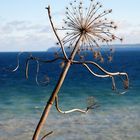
[0,0,140,52]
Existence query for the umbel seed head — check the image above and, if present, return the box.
[57,0,123,62]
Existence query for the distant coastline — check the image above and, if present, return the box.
[0,44,140,53]
[47,44,140,52]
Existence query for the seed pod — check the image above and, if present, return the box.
[123,79,129,89]
[60,61,65,68]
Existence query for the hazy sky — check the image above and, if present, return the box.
[0,0,140,51]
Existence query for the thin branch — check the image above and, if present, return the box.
[83,63,118,90]
[46,6,68,60]
[26,56,66,64]
[25,58,30,79]
[40,131,53,140]
[83,63,110,78]
[72,60,129,91]
[5,52,31,72]
[25,56,65,85]
[12,52,21,72]
[111,76,116,90]
[72,60,129,80]
[55,95,97,114]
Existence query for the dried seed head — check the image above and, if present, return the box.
[108,56,113,62]
[108,9,112,13]
[57,0,122,61]
[120,38,123,42]
[60,61,65,68]
[100,57,104,63]
[93,51,100,59]
[80,55,84,60]
[110,21,114,24]
[100,5,102,8]
[56,42,59,45]
[114,25,117,29]
[112,35,115,40]
[96,2,99,5]
[123,79,129,89]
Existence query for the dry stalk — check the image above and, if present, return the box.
[7,1,129,139]
[31,3,129,139]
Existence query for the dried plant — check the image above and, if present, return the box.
[56,0,123,62]
[9,0,129,140]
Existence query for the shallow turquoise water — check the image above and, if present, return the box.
[0,50,140,140]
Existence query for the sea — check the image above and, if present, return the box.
[0,47,140,140]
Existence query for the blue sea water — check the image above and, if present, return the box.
[0,48,140,140]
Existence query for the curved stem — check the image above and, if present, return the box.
[83,63,117,90]
[40,131,53,140]
[31,56,66,64]
[73,60,129,80]
[32,34,83,140]
[12,52,21,72]
[55,95,89,114]
[9,52,31,72]
[46,6,68,60]
[73,61,129,91]
[83,63,110,78]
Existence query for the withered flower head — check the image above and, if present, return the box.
[57,0,122,61]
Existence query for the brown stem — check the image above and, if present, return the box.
[55,95,90,114]
[32,61,71,140]
[46,6,68,60]
[32,31,83,139]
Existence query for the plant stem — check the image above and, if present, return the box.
[32,35,83,140]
